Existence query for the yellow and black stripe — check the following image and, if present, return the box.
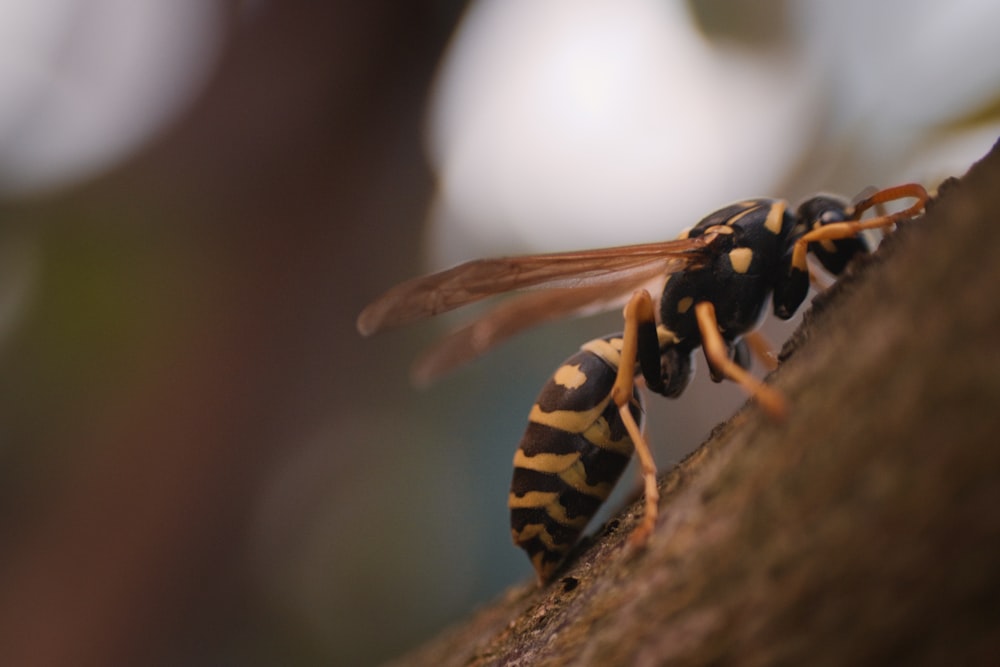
[509,335,643,582]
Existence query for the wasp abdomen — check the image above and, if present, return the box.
[509,336,643,582]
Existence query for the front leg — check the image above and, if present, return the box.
[791,184,928,275]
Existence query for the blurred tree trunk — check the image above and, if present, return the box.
[388,140,1000,667]
[0,4,458,666]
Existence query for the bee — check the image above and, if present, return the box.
[357,184,928,583]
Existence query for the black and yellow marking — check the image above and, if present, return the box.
[509,334,643,582]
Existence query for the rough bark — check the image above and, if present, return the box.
[387,140,1000,667]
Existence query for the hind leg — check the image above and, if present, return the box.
[610,290,663,546]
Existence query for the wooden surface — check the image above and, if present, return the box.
[387,140,1000,667]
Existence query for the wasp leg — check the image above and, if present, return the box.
[695,302,788,420]
[790,184,929,275]
[708,339,746,383]
[743,330,778,372]
[807,256,833,291]
[610,290,661,547]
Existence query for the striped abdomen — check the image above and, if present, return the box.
[509,335,643,582]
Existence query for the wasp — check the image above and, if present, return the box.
[357,183,928,583]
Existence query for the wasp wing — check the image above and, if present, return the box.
[356,236,713,336]
[411,268,673,385]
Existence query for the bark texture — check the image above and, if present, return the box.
[388,140,1000,667]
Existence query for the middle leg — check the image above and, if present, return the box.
[695,301,788,420]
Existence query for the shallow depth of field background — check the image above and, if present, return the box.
[0,2,996,666]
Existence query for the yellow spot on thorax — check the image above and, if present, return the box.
[765,201,786,234]
[553,363,588,389]
[703,224,735,235]
[728,247,754,274]
[725,207,754,226]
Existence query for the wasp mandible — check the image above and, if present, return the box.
[357,183,928,583]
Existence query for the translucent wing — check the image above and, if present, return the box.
[356,236,714,336]
[411,269,672,385]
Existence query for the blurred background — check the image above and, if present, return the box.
[0,1,996,665]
